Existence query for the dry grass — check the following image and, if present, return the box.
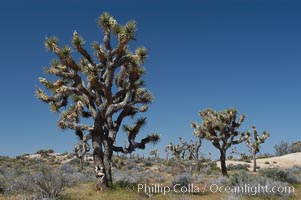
[61,182,224,200]
[1,182,300,200]
[62,182,301,200]
[1,153,301,200]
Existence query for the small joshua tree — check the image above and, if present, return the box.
[165,141,184,162]
[192,108,249,176]
[36,12,159,190]
[149,149,159,158]
[245,126,269,172]
[165,137,201,170]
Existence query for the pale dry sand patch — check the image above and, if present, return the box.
[216,152,301,171]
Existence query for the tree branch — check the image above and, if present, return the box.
[112,133,159,154]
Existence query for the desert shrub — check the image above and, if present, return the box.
[136,166,145,172]
[59,164,94,186]
[193,174,204,183]
[47,149,54,154]
[113,168,141,187]
[112,156,125,169]
[113,172,140,188]
[34,166,66,199]
[290,141,301,153]
[227,170,293,198]
[172,173,192,188]
[36,149,47,155]
[27,158,45,171]
[208,175,228,185]
[289,165,301,173]
[60,163,77,174]
[257,153,273,159]
[201,161,220,175]
[208,161,218,168]
[164,158,176,167]
[274,141,290,156]
[227,155,234,160]
[0,167,25,195]
[152,157,163,164]
[144,160,153,167]
[43,149,54,154]
[0,174,6,194]
[61,151,69,156]
[0,164,70,198]
[259,168,288,182]
[127,159,136,170]
[228,170,254,186]
[264,161,270,164]
[16,154,30,160]
[153,173,166,183]
[285,167,301,184]
[66,153,75,160]
[68,157,80,166]
[131,158,140,164]
[10,173,35,194]
[137,157,144,163]
[227,164,250,171]
[274,141,301,155]
[162,166,173,174]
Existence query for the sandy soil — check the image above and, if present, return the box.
[216,152,301,170]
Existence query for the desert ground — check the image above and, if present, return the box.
[216,152,301,170]
[1,151,301,200]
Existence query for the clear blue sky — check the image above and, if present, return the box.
[1,0,301,158]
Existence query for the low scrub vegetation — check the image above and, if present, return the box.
[1,152,301,200]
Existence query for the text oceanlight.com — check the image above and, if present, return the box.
[135,183,295,195]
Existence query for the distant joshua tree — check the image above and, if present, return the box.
[165,137,201,170]
[74,130,91,170]
[149,149,159,158]
[245,125,269,172]
[165,141,184,161]
[192,108,249,176]
[36,12,159,190]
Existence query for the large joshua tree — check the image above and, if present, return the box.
[192,108,249,176]
[35,12,159,190]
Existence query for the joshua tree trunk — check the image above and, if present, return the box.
[103,138,114,188]
[220,149,228,176]
[79,157,83,170]
[92,132,107,190]
[253,150,257,172]
[194,140,202,171]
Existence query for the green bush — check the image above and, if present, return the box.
[144,161,153,167]
[259,168,287,182]
[27,166,66,199]
[227,170,292,198]
[172,173,192,188]
[228,170,254,186]
[227,164,250,171]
